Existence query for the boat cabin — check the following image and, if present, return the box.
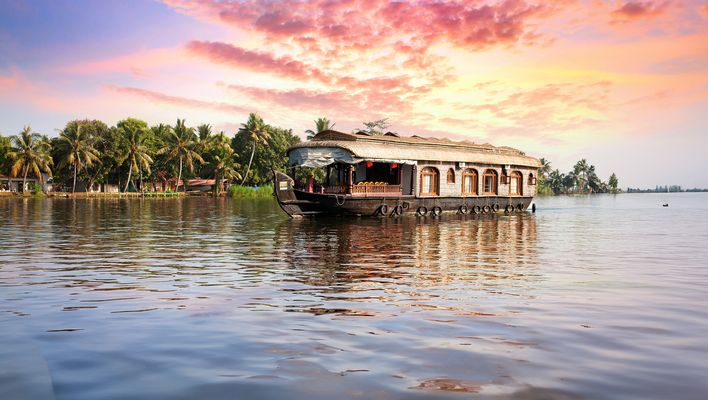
[286,130,539,198]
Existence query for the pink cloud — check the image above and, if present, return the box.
[105,85,250,114]
[0,73,19,89]
[227,85,360,112]
[187,40,439,97]
[611,1,670,23]
[185,40,329,82]
[167,0,554,56]
[225,83,415,115]
[60,47,189,77]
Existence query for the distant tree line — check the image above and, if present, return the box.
[537,158,619,195]
[0,114,299,195]
[626,185,707,193]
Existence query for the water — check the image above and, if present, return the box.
[1,194,707,400]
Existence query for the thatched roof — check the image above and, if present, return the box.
[289,130,540,168]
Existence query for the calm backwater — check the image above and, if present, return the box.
[1,194,707,400]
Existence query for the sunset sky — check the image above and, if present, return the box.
[1,0,707,188]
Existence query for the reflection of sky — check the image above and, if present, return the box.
[1,1,707,187]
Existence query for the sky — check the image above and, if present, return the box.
[1,0,707,188]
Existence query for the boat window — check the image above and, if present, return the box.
[483,169,498,195]
[420,167,439,196]
[447,168,455,184]
[510,171,523,195]
[462,169,478,195]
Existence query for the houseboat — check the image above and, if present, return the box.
[274,130,540,217]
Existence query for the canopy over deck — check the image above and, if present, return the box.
[288,147,416,168]
[288,130,541,168]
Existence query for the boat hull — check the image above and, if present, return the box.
[274,171,534,218]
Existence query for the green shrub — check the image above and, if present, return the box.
[227,184,273,199]
[31,183,43,194]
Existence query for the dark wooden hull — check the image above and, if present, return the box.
[274,170,533,218]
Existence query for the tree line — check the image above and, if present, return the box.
[626,185,707,193]
[537,158,620,195]
[0,114,299,195]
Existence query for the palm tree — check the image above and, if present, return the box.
[121,123,153,192]
[608,173,619,193]
[238,113,270,185]
[157,119,203,192]
[56,123,100,193]
[305,117,335,140]
[0,135,12,179]
[196,123,213,154]
[548,169,565,194]
[150,123,172,191]
[539,158,552,181]
[9,126,53,193]
[205,132,241,196]
[573,159,589,193]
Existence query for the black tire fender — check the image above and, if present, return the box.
[416,206,428,216]
[432,206,442,216]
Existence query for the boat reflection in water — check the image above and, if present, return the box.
[273,214,539,316]
[266,214,573,398]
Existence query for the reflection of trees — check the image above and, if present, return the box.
[274,214,538,292]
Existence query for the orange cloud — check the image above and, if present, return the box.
[700,4,708,19]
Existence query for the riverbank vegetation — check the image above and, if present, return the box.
[0,114,298,196]
[227,184,274,198]
[626,186,708,193]
[537,158,620,195]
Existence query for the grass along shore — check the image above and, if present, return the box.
[227,184,273,198]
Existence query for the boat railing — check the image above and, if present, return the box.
[351,183,402,195]
[317,183,403,196]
